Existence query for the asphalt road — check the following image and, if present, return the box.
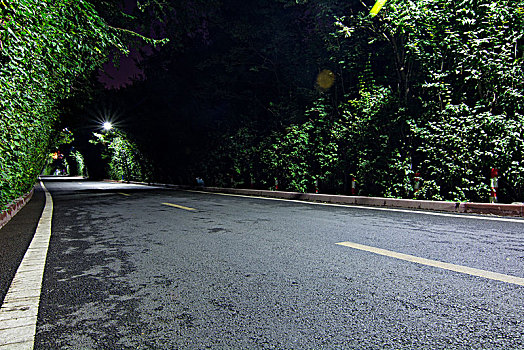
[3,178,524,349]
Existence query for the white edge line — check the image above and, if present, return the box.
[0,180,53,348]
[336,241,524,287]
[184,190,524,224]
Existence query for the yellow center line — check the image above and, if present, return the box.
[336,241,524,287]
[161,202,196,211]
[118,193,131,196]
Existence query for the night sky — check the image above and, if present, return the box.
[98,49,144,89]
[97,0,144,89]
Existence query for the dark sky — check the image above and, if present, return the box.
[98,49,144,89]
[97,0,143,89]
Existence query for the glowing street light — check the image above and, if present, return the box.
[102,121,113,131]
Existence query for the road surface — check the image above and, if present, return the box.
[1,177,523,349]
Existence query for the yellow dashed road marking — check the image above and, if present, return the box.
[161,202,196,211]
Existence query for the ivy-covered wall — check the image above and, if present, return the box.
[0,0,154,209]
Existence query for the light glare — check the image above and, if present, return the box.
[103,121,113,130]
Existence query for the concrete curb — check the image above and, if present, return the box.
[0,188,35,230]
[463,202,524,217]
[104,179,524,218]
[192,187,467,213]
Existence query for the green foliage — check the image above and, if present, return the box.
[328,0,524,201]
[13,0,520,204]
[0,0,162,209]
[413,106,524,201]
[71,150,86,177]
[91,131,152,182]
[169,0,523,202]
[341,85,414,197]
[199,0,523,202]
[400,0,524,202]
[50,128,74,150]
[261,98,340,192]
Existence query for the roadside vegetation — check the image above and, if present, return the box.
[1,0,523,210]
[113,0,523,202]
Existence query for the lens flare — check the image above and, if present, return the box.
[316,69,335,90]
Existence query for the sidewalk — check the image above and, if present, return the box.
[0,184,45,305]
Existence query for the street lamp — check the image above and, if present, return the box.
[102,121,113,131]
